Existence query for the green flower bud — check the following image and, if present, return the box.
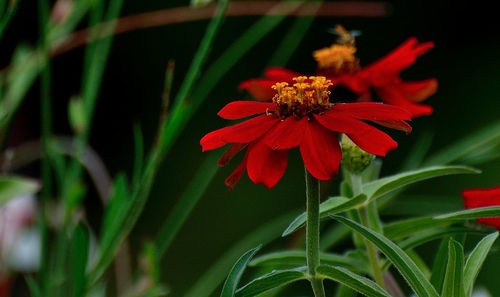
[341,134,374,174]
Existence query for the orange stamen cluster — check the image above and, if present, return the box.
[271,76,333,119]
[313,44,358,75]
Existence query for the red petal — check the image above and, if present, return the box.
[337,74,371,95]
[315,113,397,156]
[218,143,247,166]
[395,79,438,102]
[372,120,412,134]
[330,102,411,121]
[263,117,307,150]
[225,150,249,190]
[365,38,434,76]
[463,186,500,229]
[246,139,288,188]
[200,114,279,151]
[238,79,278,101]
[264,67,301,80]
[299,119,342,180]
[217,101,276,119]
[374,86,433,117]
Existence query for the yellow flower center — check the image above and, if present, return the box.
[271,76,333,118]
[313,44,358,73]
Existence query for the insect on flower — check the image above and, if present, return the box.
[239,26,437,118]
[201,76,412,190]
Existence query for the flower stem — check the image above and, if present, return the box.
[305,169,326,297]
[350,173,386,290]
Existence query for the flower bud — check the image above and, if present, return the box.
[341,134,374,174]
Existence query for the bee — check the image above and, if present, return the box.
[327,25,361,46]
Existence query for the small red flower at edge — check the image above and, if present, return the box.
[239,37,437,118]
[201,76,411,190]
[462,186,500,229]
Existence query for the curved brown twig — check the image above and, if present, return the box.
[50,1,386,57]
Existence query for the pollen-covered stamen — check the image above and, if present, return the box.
[271,76,333,119]
[313,44,359,76]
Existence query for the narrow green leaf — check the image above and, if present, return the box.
[362,166,480,201]
[399,227,472,251]
[336,285,357,297]
[249,251,366,272]
[385,217,451,240]
[317,265,392,297]
[235,268,306,297]
[430,237,451,293]
[0,176,40,206]
[221,245,261,297]
[320,224,351,251]
[434,206,500,221]
[71,224,89,297]
[463,232,498,296]
[282,194,367,237]
[331,215,440,297]
[183,213,295,297]
[441,239,465,297]
[424,119,500,166]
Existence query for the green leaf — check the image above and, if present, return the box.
[221,245,261,297]
[463,232,498,296]
[330,215,440,297]
[385,217,452,241]
[430,237,451,293]
[317,265,392,297]
[320,224,351,251]
[434,206,500,221]
[68,95,87,134]
[249,251,366,272]
[362,166,480,201]
[441,239,465,297]
[235,268,306,297]
[399,227,471,251]
[184,213,295,297]
[71,224,89,297]
[25,276,41,297]
[0,176,40,206]
[424,119,500,166]
[282,194,367,236]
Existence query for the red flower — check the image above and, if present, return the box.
[462,186,500,229]
[239,37,437,118]
[201,76,411,190]
[338,38,437,117]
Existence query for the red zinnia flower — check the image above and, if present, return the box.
[462,186,500,229]
[201,76,411,190]
[239,31,437,118]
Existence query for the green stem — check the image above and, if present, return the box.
[305,169,326,297]
[350,173,385,290]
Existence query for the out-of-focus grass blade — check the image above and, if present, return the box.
[249,251,366,272]
[160,1,301,154]
[317,265,392,297]
[430,237,451,293]
[434,206,500,221]
[266,2,321,67]
[221,245,261,297]
[463,232,498,296]
[282,194,366,237]
[155,151,220,257]
[182,213,295,297]
[25,276,41,297]
[362,166,480,201]
[400,131,434,171]
[336,285,357,297]
[71,224,90,297]
[441,239,465,297]
[0,0,20,39]
[235,268,306,297]
[398,227,472,251]
[331,215,440,297]
[100,174,129,238]
[424,119,500,166]
[0,176,41,206]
